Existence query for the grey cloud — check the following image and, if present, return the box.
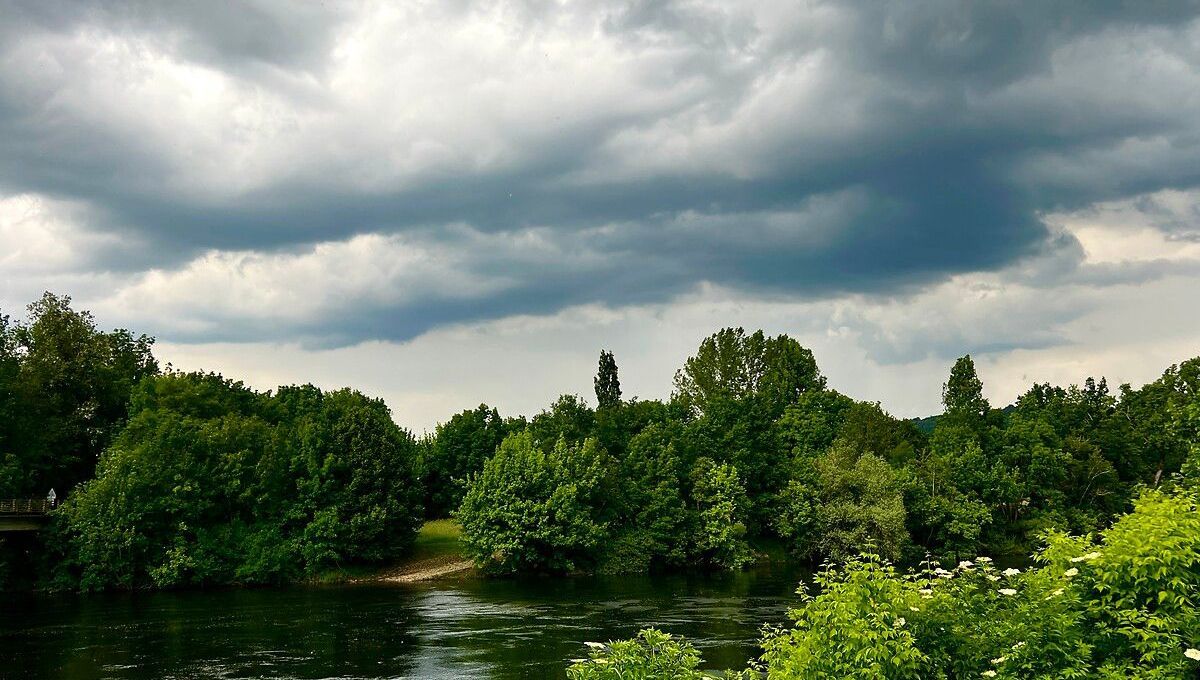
[1,0,1199,346]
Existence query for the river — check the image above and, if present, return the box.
[1,563,809,679]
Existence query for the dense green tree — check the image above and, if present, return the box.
[688,457,753,569]
[671,329,828,532]
[420,404,510,518]
[904,424,1019,557]
[582,482,1200,678]
[458,432,613,574]
[775,389,856,460]
[778,442,908,562]
[6,301,1200,597]
[594,349,622,410]
[602,423,691,572]
[593,397,673,461]
[682,395,786,532]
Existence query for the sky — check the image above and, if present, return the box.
[2,0,1200,432]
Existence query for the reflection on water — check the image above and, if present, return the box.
[0,563,809,679]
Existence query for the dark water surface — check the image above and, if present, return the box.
[1,564,809,679]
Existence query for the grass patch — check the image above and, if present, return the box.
[409,519,464,562]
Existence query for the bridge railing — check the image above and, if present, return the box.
[0,499,52,515]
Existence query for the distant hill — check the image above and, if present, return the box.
[911,404,1016,434]
[912,414,939,433]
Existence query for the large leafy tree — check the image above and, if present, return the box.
[603,423,691,572]
[673,329,827,531]
[673,327,824,416]
[0,293,157,497]
[689,457,753,569]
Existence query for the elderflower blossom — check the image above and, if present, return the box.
[919,588,933,599]
[987,575,1001,582]
[991,656,1007,664]
[1185,648,1200,661]
[584,642,606,649]
[982,671,997,677]
[934,568,953,578]
[1003,568,1021,577]
[958,560,974,570]
[1063,568,1078,578]
[1012,641,1025,649]
[895,617,906,627]
[1070,551,1102,563]
[976,556,992,564]
[998,588,1017,596]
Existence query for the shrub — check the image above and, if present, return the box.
[566,629,725,680]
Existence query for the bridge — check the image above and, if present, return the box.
[0,499,54,532]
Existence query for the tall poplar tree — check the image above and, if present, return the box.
[594,349,622,410]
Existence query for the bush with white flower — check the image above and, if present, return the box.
[566,486,1200,678]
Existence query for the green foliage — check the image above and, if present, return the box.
[7,293,1200,602]
[457,432,613,574]
[761,556,929,679]
[594,349,622,410]
[419,404,510,518]
[689,457,753,569]
[528,394,596,451]
[763,485,1200,678]
[778,443,908,562]
[566,629,721,680]
[0,293,157,497]
[580,484,1200,678]
[593,397,672,461]
[57,373,422,590]
[775,389,855,459]
[673,327,824,417]
[836,402,925,465]
[602,424,691,572]
[941,355,989,430]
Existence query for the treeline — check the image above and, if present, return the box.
[1,294,423,590]
[445,329,1198,575]
[1,293,1197,590]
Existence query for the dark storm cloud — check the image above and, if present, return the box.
[1,0,1199,344]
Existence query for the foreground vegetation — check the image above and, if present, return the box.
[568,472,1200,678]
[2,292,1198,598]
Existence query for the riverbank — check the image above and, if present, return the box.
[355,519,478,584]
